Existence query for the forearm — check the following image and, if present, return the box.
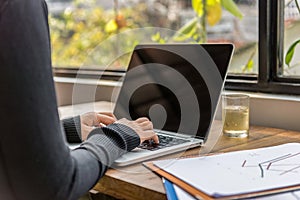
[82,123,140,167]
[58,124,140,199]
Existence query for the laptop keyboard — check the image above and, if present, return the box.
[138,134,190,151]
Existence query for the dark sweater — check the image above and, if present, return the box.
[0,1,140,200]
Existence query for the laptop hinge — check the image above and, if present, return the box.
[154,129,199,139]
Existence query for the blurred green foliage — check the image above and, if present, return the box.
[49,0,150,69]
[172,0,243,43]
[49,0,244,70]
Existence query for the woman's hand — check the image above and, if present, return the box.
[80,112,116,141]
[115,117,159,144]
[80,112,158,144]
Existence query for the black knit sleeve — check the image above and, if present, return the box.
[61,116,82,143]
[81,123,140,169]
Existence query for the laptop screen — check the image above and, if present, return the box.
[114,44,233,140]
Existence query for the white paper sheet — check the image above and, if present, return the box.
[249,190,300,200]
[154,143,300,197]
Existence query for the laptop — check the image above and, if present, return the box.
[113,43,234,166]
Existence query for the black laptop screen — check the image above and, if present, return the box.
[114,44,233,140]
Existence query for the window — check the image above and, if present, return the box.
[226,0,300,95]
[49,0,300,95]
[283,0,300,77]
[48,0,258,72]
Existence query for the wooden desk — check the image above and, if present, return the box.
[59,102,300,200]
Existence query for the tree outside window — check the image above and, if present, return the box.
[48,0,258,74]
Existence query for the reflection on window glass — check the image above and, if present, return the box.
[224,0,258,74]
[284,0,300,77]
[47,0,258,73]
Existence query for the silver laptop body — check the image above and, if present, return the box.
[113,44,234,166]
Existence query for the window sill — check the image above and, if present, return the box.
[54,77,300,132]
[54,77,122,87]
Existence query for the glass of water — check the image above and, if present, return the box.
[222,94,250,138]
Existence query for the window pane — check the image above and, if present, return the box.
[48,0,258,72]
[48,0,155,70]
[211,0,259,75]
[283,0,300,77]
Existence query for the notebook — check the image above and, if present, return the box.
[145,143,300,199]
[113,43,234,166]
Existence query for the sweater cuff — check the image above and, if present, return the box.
[81,123,140,166]
[62,116,82,143]
[106,123,141,151]
[87,123,140,152]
